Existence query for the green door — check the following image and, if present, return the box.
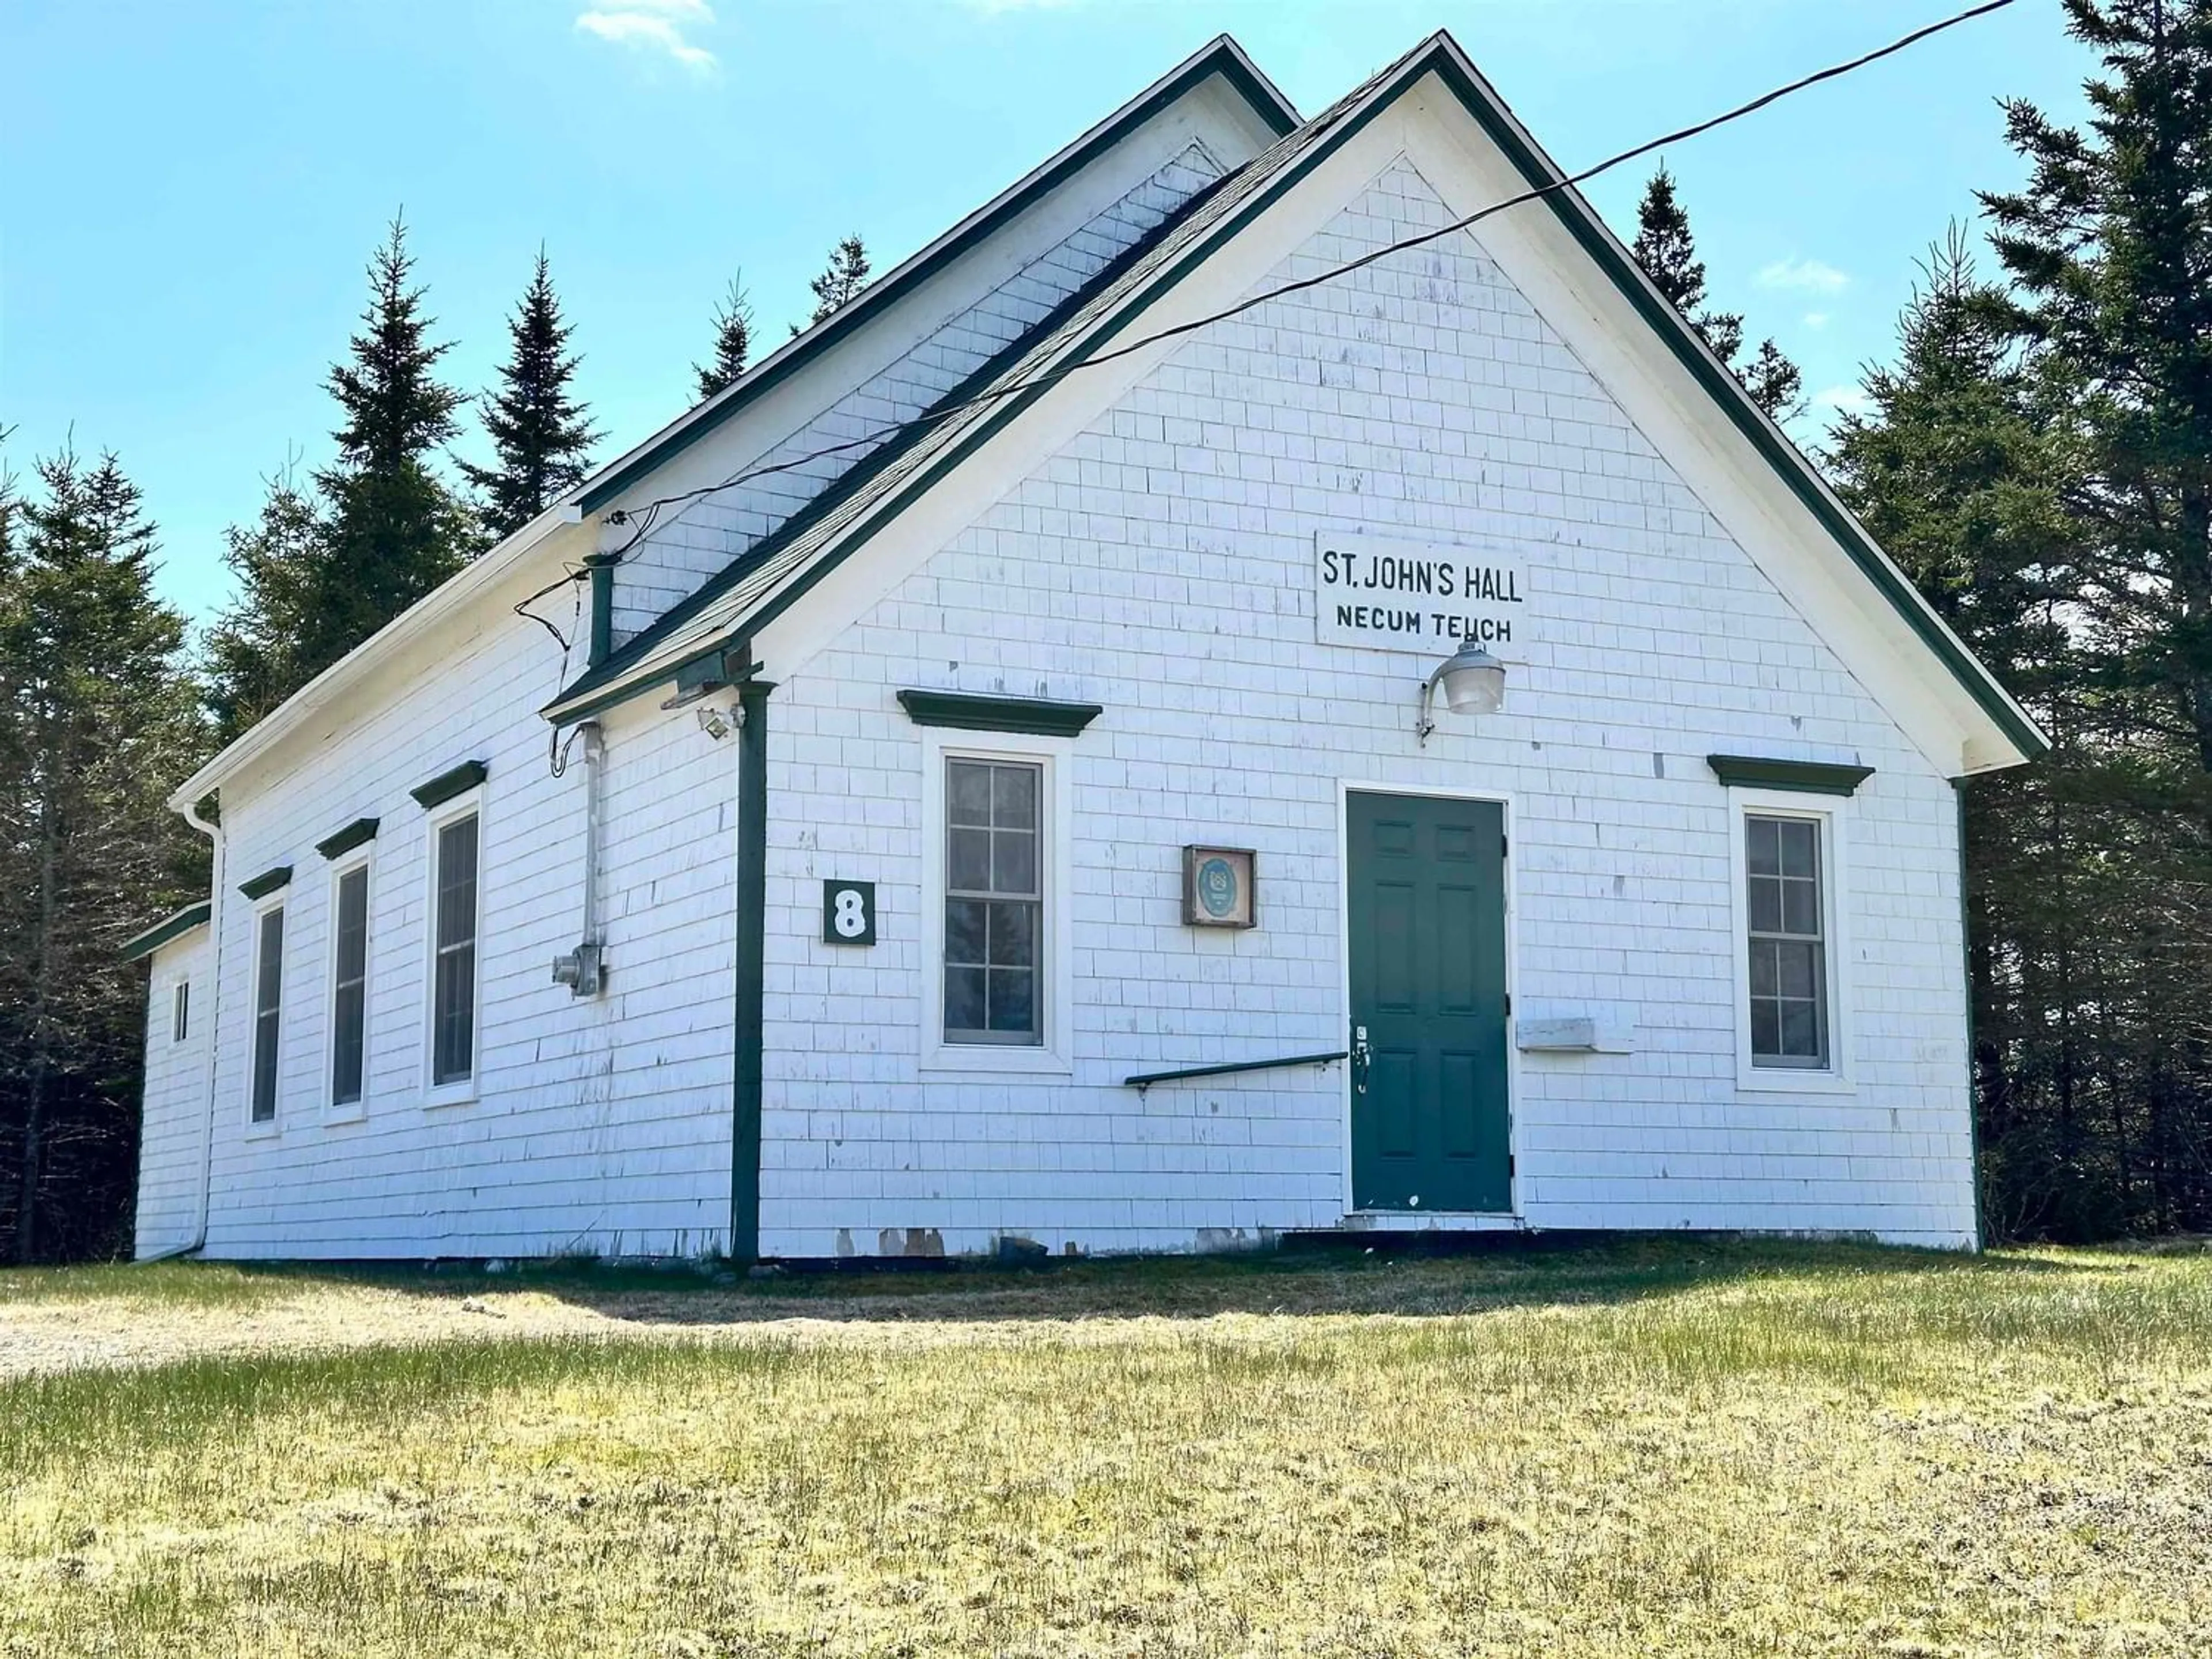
[1347,791,1512,1213]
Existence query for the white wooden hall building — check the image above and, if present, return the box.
[125,33,2044,1262]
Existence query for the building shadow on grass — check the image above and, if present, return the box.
[214,1231,2099,1331]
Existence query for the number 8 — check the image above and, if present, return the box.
[833,889,867,938]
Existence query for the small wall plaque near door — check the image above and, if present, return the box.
[1183,846,1257,929]
[822,880,877,945]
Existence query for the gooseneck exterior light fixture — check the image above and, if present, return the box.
[1416,639,1506,746]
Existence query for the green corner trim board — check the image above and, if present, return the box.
[238,865,293,902]
[411,760,488,809]
[1707,755,1876,797]
[896,690,1104,737]
[730,679,776,1264]
[315,817,380,860]
[120,902,212,961]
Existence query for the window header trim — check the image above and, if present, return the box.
[411,760,488,810]
[898,689,1101,738]
[315,817,380,860]
[238,865,293,902]
[1707,754,1873,797]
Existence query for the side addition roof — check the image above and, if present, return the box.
[121,902,212,963]
[543,32,2046,766]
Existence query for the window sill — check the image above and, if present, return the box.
[423,1082,479,1109]
[1735,1065,1857,1096]
[325,1101,368,1127]
[241,1118,282,1142]
[919,1043,1073,1078]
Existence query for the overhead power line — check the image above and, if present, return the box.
[520,0,2017,639]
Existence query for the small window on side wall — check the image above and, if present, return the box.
[430,811,480,1089]
[172,980,191,1044]
[251,906,285,1123]
[331,863,370,1108]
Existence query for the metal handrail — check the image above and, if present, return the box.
[1124,1050,1350,1096]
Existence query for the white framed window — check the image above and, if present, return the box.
[1726,789,1852,1093]
[172,979,190,1044]
[919,729,1073,1075]
[247,901,286,1129]
[423,793,483,1105]
[327,852,372,1119]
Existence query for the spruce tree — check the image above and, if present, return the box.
[203,469,327,746]
[1982,0,2212,778]
[0,450,205,1260]
[307,215,475,673]
[794,235,871,335]
[462,249,601,540]
[695,274,755,401]
[1631,166,1802,421]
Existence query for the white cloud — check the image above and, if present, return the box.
[577,0,716,70]
[1757,257,1850,296]
[1812,384,1873,419]
[1802,311,1831,331]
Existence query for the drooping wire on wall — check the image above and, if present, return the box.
[523,0,2017,766]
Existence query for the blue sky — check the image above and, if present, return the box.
[3,0,2089,623]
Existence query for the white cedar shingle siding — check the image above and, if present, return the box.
[134,934,210,1255]
[752,160,1974,1256]
[143,154,1975,1262]
[186,613,736,1260]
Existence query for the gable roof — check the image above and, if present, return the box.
[546,46,1415,725]
[168,37,1299,811]
[547,33,2046,767]
[574,37,1297,517]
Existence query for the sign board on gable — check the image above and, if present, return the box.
[1315,532,1527,656]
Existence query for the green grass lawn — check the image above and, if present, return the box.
[3,1238,2209,1657]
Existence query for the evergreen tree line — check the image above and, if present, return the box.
[0,231,872,1260]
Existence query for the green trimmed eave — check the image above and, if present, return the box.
[549,35,2042,769]
[315,817,380,860]
[1406,40,2046,764]
[120,902,212,962]
[897,689,1103,737]
[570,39,1297,520]
[411,760,488,810]
[1707,755,1875,797]
[238,865,293,902]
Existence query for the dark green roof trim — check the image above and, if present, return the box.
[1707,755,1874,797]
[573,41,1298,516]
[556,36,2040,770]
[121,902,211,962]
[543,170,1241,725]
[1408,48,2045,763]
[411,760,487,809]
[899,689,1103,737]
[315,817,380,860]
[238,865,293,902]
